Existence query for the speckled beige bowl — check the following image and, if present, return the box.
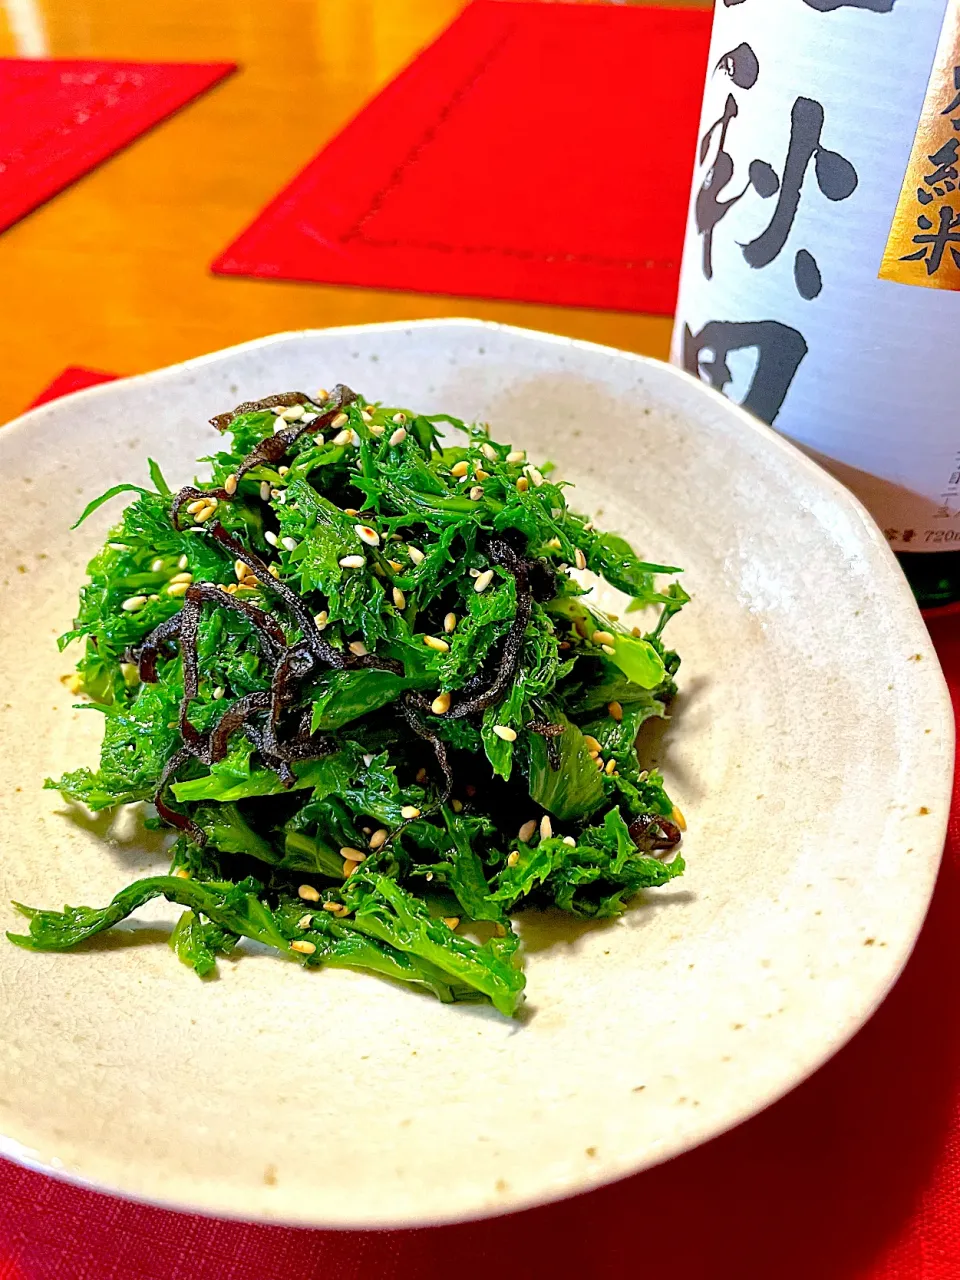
[0,320,951,1227]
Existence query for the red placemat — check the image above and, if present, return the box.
[212,2,711,316]
[28,367,120,408]
[0,59,235,235]
[4,371,959,1278]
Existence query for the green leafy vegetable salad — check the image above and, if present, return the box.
[7,384,689,1017]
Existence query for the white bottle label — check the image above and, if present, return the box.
[671,0,960,553]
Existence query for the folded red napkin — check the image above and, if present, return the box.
[3,369,958,1278]
[0,59,235,235]
[28,366,119,407]
[212,2,711,315]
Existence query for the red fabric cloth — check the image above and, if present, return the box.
[28,367,120,407]
[4,370,959,1278]
[0,59,235,235]
[212,2,711,316]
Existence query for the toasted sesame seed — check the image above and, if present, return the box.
[601,644,616,657]
[281,536,299,552]
[481,442,498,462]
[507,850,520,867]
[389,586,406,612]
[121,595,148,611]
[595,757,605,769]
[234,559,248,581]
[339,555,365,569]
[451,798,463,813]
[217,583,231,593]
[583,735,602,753]
[605,757,617,775]
[527,466,544,487]
[441,917,460,930]
[185,499,206,514]
[424,635,449,653]
[540,815,553,840]
[574,548,587,571]
[173,867,191,879]
[563,835,576,847]
[474,569,494,593]
[408,546,425,565]
[168,572,193,586]
[340,846,366,862]
[588,749,600,760]
[389,427,407,447]
[592,630,615,646]
[493,725,517,742]
[224,473,238,495]
[506,449,525,463]
[298,883,321,902]
[516,476,529,492]
[330,412,348,428]
[343,508,359,517]
[268,564,281,578]
[313,610,328,629]
[225,583,239,595]
[469,485,484,501]
[369,828,388,850]
[583,521,594,532]
[474,468,490,483]
[391,411,406,424]
[431,692,451,715]
[671,805,687,832]
[355,524,380,546]
[332,429,351,446]
[416,767,428,784]
[342,859,357,878]
[177,554,189,571]
[281,404,305,422]
[519,820,537,843]
[348,640,369,657]
[195,504,216,522]
[451,460,469,478]
[297,913,314,928]
[369,423,385,436]
[387,559,403,572]
[321,901,342,915]
[360,411,372,424]
[443,612,456,633]
[291,939,316,955]
[316,388,329,402]
[608,701,623,721]
[277,465,289,477]
[150,557,165,573]
[258,481,271,502]
[401,805,421,820]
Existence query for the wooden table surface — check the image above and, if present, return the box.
[0,0,709,423]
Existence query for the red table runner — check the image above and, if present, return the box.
[212,2,711,316]
[0,59,235,235]
[3,370,958,1278]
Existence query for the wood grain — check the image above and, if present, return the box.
[0,0,709,420]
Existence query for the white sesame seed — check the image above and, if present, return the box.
[474,569,494,593]
[469,486,484,501]
[291,939,316,955]
[212,685,225,700]
[583,521,594,532]
[424,635,449,652]
[339,554,365,569]
[330,412,348,429]
[281,536,299,552]
[574,548,587,571]
[527,467,544,488]
[540,815,553,840]
[481,442,498,462]
[121,595,148,611]
[257,481,270,502]
[506,449,525,464]
[389,427,407,447]
[401,805,421,819]
[149,594,160,602]
[340,846,366,862]
[360,411,372,424]
[275,490,287,504]
[368,423,385,436]
[177,554,189,570]
[298,883,321,902]
[392,412,406,424]
[392,586,406,610]
[224,473,238,495]
[431,692,451,715]
[601,644,616,656]
[150,557,164,573]
[348,640,368,656]
[563,835,576,847]
[451,460,469,478]
[443,612,456,633]
[297,913,314,929]
[277,465,289,477]
[354,524,380,546]
[301,412,317,424]
[518,820,537,843]
[592,630,616,646]
[350,430,361,447]
[408,546,425,565]
[313,610,328,629]
[507,850,520,867]
[168,572,193,586]
[493,725,517,742]
[264,530,278,547]
[362,755,374,768]
[281,404,305,422]
[369,828,388,850]
[468,567,481,577]
[332,429,352,446]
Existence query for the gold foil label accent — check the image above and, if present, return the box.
[880,0,960,289]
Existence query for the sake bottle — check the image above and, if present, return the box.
[671,0,960,607]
